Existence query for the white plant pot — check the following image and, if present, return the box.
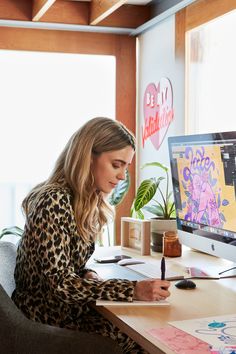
[151,218,177,253]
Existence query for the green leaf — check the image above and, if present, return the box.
[168,202,176,217]
[0,226,24,239]
[136,210,144,219]
[108,170,130,206]
[142,162,168,173]
[130,208,144,219]
[143,205,164,217]
[134,177,164,211]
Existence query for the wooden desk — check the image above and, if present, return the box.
[91,246,236,354]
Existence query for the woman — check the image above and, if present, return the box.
[12,117,170,353]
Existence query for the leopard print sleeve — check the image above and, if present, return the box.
[34,187,136,304]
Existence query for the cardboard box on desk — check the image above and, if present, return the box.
[121,217,151,256]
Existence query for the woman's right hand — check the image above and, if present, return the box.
[133,279,171,301]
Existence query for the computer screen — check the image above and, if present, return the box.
[168,131,236,263]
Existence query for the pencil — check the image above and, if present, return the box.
[161,256,166,281]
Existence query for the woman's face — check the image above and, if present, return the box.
[91,145,135,194]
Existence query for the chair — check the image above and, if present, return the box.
[0,241,122,354]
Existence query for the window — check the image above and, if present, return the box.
[186,10,236,134]
[0,50,115,245]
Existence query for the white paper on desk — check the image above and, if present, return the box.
[96,300,170,306]
[126,263,184,280]
[169,314,236,347]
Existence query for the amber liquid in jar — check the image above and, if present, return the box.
[163,231,182,257]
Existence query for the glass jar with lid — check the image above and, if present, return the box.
[163,231,182,257]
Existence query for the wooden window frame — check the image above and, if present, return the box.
[175,0,236,132]
[176,0,236,59]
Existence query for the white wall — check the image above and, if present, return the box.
[137,15,185,189]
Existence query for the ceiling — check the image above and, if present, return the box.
[0,0,197,35]
[32,0,152,26]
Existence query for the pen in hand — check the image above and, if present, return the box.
[161,256,166,280]
[133,256,170,301]
[161,256,166,290]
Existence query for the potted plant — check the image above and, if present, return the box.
[131,162,176,252]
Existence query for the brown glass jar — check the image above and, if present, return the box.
[163,231,182,257]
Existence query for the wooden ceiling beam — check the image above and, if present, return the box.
[0,0,150,29]
[99,4,151,29]
[32,0,56,22]
[90,0,127,26]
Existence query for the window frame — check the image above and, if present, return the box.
[175,0,236,133]
[0,26,136,244]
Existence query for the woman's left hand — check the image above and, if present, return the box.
[83,271,103,281]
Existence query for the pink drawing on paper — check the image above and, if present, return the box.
[147,325,211,353]
[169,314,236,349]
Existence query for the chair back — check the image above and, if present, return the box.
[0,241,17,296]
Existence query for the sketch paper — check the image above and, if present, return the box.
[147,326,210,354]
[169,314,236,348]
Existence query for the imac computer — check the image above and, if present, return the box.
[168,131,236,263]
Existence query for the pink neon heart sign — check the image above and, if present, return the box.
[142,77,174,150]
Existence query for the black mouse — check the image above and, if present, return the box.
[175,279,196,290]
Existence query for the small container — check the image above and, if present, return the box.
[163,231,182,257]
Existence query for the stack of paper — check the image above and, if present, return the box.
[96,299,169,306]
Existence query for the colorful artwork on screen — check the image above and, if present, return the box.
[175,144,236,232]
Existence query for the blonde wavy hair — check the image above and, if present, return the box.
[22,117,135,242]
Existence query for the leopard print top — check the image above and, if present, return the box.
[12,186,135,327]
